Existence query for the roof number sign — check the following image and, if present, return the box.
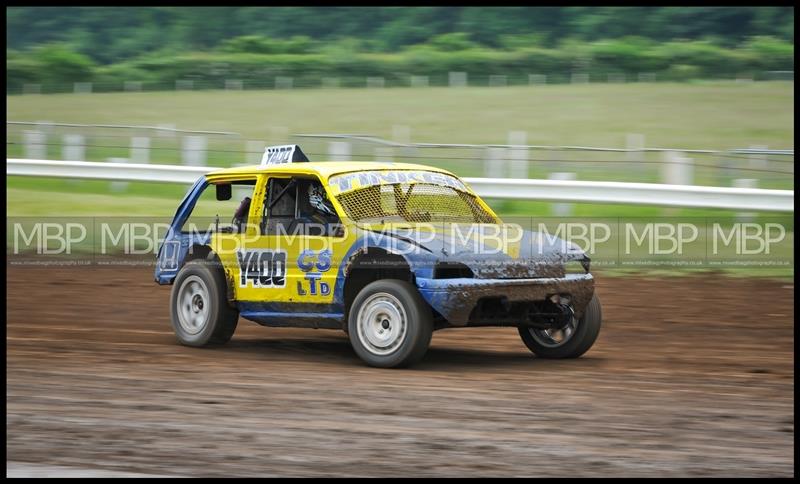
[261,144,310,166]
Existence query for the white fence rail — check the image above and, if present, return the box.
[7,121,241,137]
[7,158,208,184]
[467,176,793,212]
[293,133,794,155]
[8,124,793,191]
[6,158,794,212]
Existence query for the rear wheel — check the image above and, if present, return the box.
[170,259,238,346]
[518,294,602,358]
[348,279,432,368]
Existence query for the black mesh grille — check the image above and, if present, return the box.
[336,183,496,224]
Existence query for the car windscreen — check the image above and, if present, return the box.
[334,181,497,224]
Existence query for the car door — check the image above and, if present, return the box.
[233,173,353,307]
[204,174,267,298]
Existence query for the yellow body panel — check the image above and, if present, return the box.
[202,161,501,304]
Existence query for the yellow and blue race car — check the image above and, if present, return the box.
[155,145,601,367]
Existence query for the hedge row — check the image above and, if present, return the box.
[7,37,794,93]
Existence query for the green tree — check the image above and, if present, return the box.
[34,43,95,84]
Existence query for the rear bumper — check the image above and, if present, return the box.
[416,273,595,325]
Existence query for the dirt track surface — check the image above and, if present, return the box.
[6,265,794,477]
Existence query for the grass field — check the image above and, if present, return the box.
[7,81,793,207]
[7,81,794,147]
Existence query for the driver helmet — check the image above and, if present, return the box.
[308,184,336,216]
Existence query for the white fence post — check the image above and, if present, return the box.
[392,125,414,160]
[549,172,576,216]
[109,158,130,192]
[275,77,293,89]
[182,136,207,166]
[225,79,243,91]
[23,83,42,94]
[662,151,694,185]
[62,134,85,187]
[392,125,411,144]
[175,80,194,90]
[449,72,467,87]
[484,147,506,178]
[508,131,528,179]
[322,77,340,89]
[124,81,142,92]
[734,178,757,221]
[528,74,547,85]
[74,82,92,94]
[130,137,150,164]
[246,140,265,165]
[374,147,393,163]
[62,134,85,161]
[36,120,55,135]
[607,73,626,83]
[626,133,645,173]
[329,141,351,162]
[571,73,589,84]
[489,75,507,87]
[366,77,385,88]
[748,145,768,170]
[410,76,429,87]
[23,131,47,159]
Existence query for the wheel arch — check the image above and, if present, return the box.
[340,247,416,323]
[182,244,235,302]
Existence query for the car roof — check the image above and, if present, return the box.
[205,161,456,182]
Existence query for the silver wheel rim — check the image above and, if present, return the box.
[528,308,578,348]
[177,275,210,335]
[356,292,407,356]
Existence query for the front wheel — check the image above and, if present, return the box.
[170,259,239,347]
[518,294,602,358]
[348,279,433,368]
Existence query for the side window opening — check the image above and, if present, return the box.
[263,177,297,235]
[182,179,257,234]
[263,176,341,237]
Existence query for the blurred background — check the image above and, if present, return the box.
[7,6,794,274]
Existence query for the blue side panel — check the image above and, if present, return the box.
[416,277,459,319]
[327,230,439,310]
[238,301,344,328]
[233,232,435,328]
[415,277,496,321]
[154,177,211,285]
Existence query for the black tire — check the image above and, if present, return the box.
[170,259,239,347]
[518,293,602,359]
[347,279,433,368]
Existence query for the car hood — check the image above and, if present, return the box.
[363,223,587,279]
